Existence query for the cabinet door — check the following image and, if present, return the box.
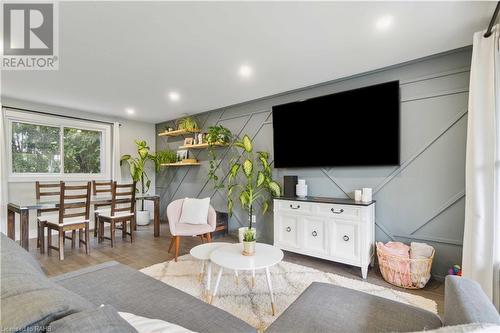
[303,217,329,255]
[275,213,300,249]
[332,220,360,263]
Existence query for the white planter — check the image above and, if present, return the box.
[238,227,256,243]
[136,210,151,226]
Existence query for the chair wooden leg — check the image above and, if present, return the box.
[130,218,135,243]
[47,227,52,255]
[122,221,127,239]
[206,232,212,242]
[110,222,115,248]
[71,230,76,249]
[99,220,104,243]
[94,212,99,237]
[58,228,65,261]
[37,222,41,248]
[85,222,90,255]
[174,236,180,262]
[39,223,45,254]
[168,236,175,253]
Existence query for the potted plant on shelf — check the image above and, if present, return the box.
[156,149,177,165]
[120,140,162,225]
[206,125,233,189]
[225,134,281,248]
[177,116,199,132]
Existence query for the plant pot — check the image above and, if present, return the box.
[238,227,256,243]
[242,241,256,256]
[136,210,151,226]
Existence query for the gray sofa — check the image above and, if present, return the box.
[0,233,255,333]
[2,232,499,333]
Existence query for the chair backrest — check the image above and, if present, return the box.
[35,182,61,216]
[92,180,113,196]
[111,181,136,216]
[58,182,91,223]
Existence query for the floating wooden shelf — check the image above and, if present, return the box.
[161,162,201,167]
[179,142,227,150]
[158,128,201,137]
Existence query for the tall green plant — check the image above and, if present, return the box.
[226,135,281,231]
[120,140,159,211]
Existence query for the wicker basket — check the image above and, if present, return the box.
[376,243,434,289]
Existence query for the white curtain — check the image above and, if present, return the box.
[0,108,9,234]
[463,24,500,311]
[112,122,121,181]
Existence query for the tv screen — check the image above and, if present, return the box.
[272,81,400,168]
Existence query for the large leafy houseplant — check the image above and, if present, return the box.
[120,140,158,211]
[226,135,281,233]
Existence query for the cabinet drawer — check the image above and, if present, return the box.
[275,214,300,248]
[303,217,329,255]
[276,200,312,214]
[317,203,361,220]
[332,220,360,262]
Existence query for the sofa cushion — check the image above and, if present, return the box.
[49,305,137,333]
[444,275,500,326]
[1,233,94,332]
[52,261,256,333]
[266,282,442,333]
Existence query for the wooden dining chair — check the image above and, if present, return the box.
[42,182,92,260]
[35,182,61,253]
[92,180,113,237]
[98,181,136,247]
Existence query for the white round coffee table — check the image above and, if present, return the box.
[190,242,230,300]
[210,243,284,315]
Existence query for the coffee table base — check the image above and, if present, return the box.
[210,266,276,316]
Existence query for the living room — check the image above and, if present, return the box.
[1,1,499,332]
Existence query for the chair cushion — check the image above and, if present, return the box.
[48,305,137,333]
[45,216,90,226]
[1,234,94,332]
[174,222,214,236]
[97,209,134,219]
[179,197,210,225]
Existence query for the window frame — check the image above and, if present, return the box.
[6,109,112,182]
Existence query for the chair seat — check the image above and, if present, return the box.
[174,223,215,236]
[97,209,134,219]
[40,214,90,226]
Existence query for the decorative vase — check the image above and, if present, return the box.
[238,227,256,243]
[242,241,256,256]
[136,210,151,226]
[296,179,308,198]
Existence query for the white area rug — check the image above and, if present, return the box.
[141,254,437,331]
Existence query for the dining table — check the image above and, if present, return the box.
[7,193,161,251]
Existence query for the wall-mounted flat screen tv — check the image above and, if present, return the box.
[272,80,400,168]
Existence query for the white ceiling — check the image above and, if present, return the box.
[1,1,495,123]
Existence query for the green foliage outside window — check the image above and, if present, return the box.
[11,121,102,174]
[63,128,101,174]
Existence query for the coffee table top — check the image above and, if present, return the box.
[210,243,283,271]
[190,242,230,260]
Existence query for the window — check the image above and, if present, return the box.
[6,109,111,181]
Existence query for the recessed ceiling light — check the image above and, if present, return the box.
[125,108,135,115]
[238,64,253,78]
[169,91,180,102]
[376,15,393,31]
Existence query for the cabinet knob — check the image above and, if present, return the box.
[286,227,291,232]
[331,208,344,214]
[290,204,300,209]
[312,231,317,237]
[343,235,349,242]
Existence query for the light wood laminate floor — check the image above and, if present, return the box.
[28,222,445,315]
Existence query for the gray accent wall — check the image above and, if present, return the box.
[156,47,471,277]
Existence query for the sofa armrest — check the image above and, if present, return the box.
[444,275,500,326]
